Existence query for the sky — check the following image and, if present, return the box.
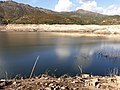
[1,0,120,15]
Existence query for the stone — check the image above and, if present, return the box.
[61,86,65,89]
[13,81,16,85]
[90,78,98,86]
[71,81,75,84]
[0,82,5,87]
[45,83,48,86]
[81,74,90,78]
[45,77,49,80]
[49,83,53,87]
[0,79,6,82]
[45,87,51,90]
[5,88,13,90]
[58,78,61,81]
[96,82,101,88]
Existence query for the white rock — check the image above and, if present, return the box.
[81,74,90,78]
[61,86,65,89]
[45,87,51,90]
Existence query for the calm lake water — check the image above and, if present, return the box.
[0,32,120,79]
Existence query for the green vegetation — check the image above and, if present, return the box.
[0,1,120,25]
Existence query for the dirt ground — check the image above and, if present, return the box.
[0,74,120,90]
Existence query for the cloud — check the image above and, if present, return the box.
[55,38,71,59]
[102,5,120,15]
[54,0,73,12]
[76,0,97,11]
[55,47,71,59]
[76,0,120,15]
[78,0,93,3]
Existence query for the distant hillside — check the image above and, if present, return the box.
[0,1,120,25]
[0,1,56,24]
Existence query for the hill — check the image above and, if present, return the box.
[0,1,120,25]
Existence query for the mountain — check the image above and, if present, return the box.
[0,1,56,24]
[0,1,120,25]
[60,9,103,18]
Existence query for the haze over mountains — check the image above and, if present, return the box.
[0,1,120,25]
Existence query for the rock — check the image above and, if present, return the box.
[84,79,90,86]
[90,78,98,86]
[36,82,40,85]
[17,83,22,87]
[83,78,98,87]
[44,77,49,80]
[49,83,53,87]
[115,76,120,80]
[0,82,5,87]
[115,76,120,84]
[71,81,75,84]
[58,78,61,81]
[44,83,48,86]
[35,77,39,79]
[81,74,90,78]
[45,87,51,90]
[13,82,16,85]
[95,82,101,88]
[111,78,117,83]
[0,79,6,82]
[5,88,13,90]
[61,86,65,89]
[98,77,106,82]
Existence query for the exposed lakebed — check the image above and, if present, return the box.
[0,32,120,79]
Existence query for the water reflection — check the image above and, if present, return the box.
[0,32,120,78]
[55,38,71,59]
[92,44,120,64]
[55,47,71,59]
[0,54,7,78]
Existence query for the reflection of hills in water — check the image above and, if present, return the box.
[93,44,120,64]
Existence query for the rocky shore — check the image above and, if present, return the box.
[1,24,120,40]
[1,74,120,90]
[0,24,120,34]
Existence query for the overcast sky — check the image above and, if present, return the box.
[2,0,120,15]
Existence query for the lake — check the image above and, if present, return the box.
[0,32,120,79]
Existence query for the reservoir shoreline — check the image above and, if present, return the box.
[1,24,120,40]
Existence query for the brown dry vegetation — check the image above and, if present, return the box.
[1,74,120,90]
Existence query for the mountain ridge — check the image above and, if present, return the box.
[0,1,120,25]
